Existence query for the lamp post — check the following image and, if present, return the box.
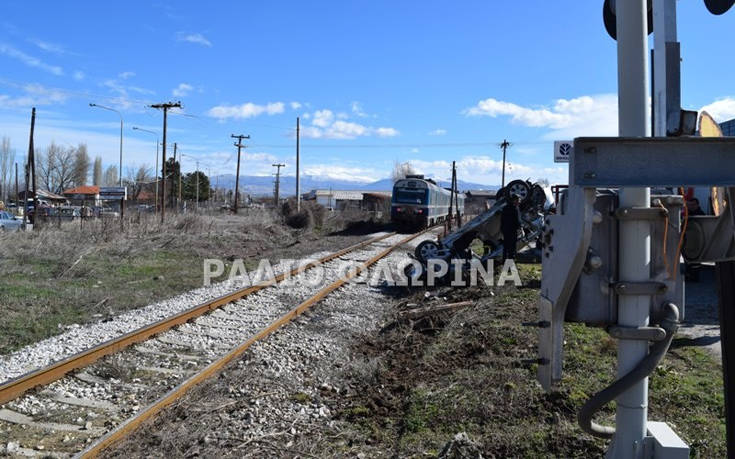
[132,126,159,214]
[89,103,123,186]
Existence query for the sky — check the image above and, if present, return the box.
[0,1,734,187]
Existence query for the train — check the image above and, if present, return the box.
[391,175,465,228]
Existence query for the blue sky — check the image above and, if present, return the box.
[0,1,733,186]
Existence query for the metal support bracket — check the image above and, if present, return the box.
[614,281,667,295]
[571,137,735,187]
[615,206,667,220]
[537,186,596,391]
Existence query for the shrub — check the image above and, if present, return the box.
[286,209,312,229]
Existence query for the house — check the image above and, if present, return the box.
[18,189,69,206]
[63,185,101,206]
[465,189,497,213]
[303,189,391,211]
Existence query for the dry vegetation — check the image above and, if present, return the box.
[0,206,386,354]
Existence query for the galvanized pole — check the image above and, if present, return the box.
[296,117,301,212]
[653,0,678,138]
[610,1,651,457]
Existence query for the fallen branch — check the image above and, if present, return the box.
[58,248,94,278]
[398,301,474,320]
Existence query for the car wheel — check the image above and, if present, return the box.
[504,180,531,203]
[415,240,441,263]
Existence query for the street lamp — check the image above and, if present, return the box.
[180,153,201,211]
[89,103,123,186]
[132,126,159,214]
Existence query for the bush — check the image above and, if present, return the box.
[305,201,327,227]
[280,199,297,217]
[286,209,312,229]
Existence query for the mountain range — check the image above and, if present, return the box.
[209,174,498,196]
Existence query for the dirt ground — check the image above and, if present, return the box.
[104,262,725,458]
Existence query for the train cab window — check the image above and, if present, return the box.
[394,189,427,204]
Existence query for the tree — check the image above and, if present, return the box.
[93,156,103,186]
[183,171,210,201]
[163,157,181,207]
[37,142,75,193]
[0,137,15,203]
[103,165,119,187]
[392,161,416,182]
[72,143,90,187]
[123,165,153,201]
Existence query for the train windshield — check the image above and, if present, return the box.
[393,188,427,204]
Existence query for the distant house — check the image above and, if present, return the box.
[18,189,68,206]
[63,185,101,206]
[303,189,391,210]
[362,192,391,211]
[465,189,497,213]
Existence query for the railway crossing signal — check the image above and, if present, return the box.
[535,1,735,457]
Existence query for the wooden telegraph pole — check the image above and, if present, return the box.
[499,139,511,189]
[150,101,182,223]
[231,134,250,214]
[296,117,301,211]
[272,163,285,207]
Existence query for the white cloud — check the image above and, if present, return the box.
[290,101,302,110]
[301,108,399,139]
[118,71,136,80]
[464,94,619,139]
[73,70,85,81]
[312,109,334,127]
[0,43,63,76]
[375,127,399,137]
[700,97,735,122]
[409,155,567,186]
[207,102,285,120]
[31,40,69,55]
[177,32,212,47]
[173,83,193,97]
[303,164,380,182]
[428,128,447,136]
[351,101,368,117]
[0,83,69,109]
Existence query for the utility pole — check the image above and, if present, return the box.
[448,161,455,232]
[27,108,37,230]
[272,163,285,207]
[296,117,301,212]
[195,161,200,210]
[150,101,182,223]
[499,139,511,188]
[174,143,181,211]
[231,134,250,214]
[14,163,18,216]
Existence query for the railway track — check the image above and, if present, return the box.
[0,229,435,457]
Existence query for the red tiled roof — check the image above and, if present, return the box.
[63,185,100,195]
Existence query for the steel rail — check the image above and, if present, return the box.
[79,228,430,458]
[0,232,397,405]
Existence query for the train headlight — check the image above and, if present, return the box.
[396,207,403,212]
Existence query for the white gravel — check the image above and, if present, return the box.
[0,233,392,384]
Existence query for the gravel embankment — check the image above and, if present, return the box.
[0,233,391,384]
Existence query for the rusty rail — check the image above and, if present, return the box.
[0,232,396,406]
[79,228,430,458]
